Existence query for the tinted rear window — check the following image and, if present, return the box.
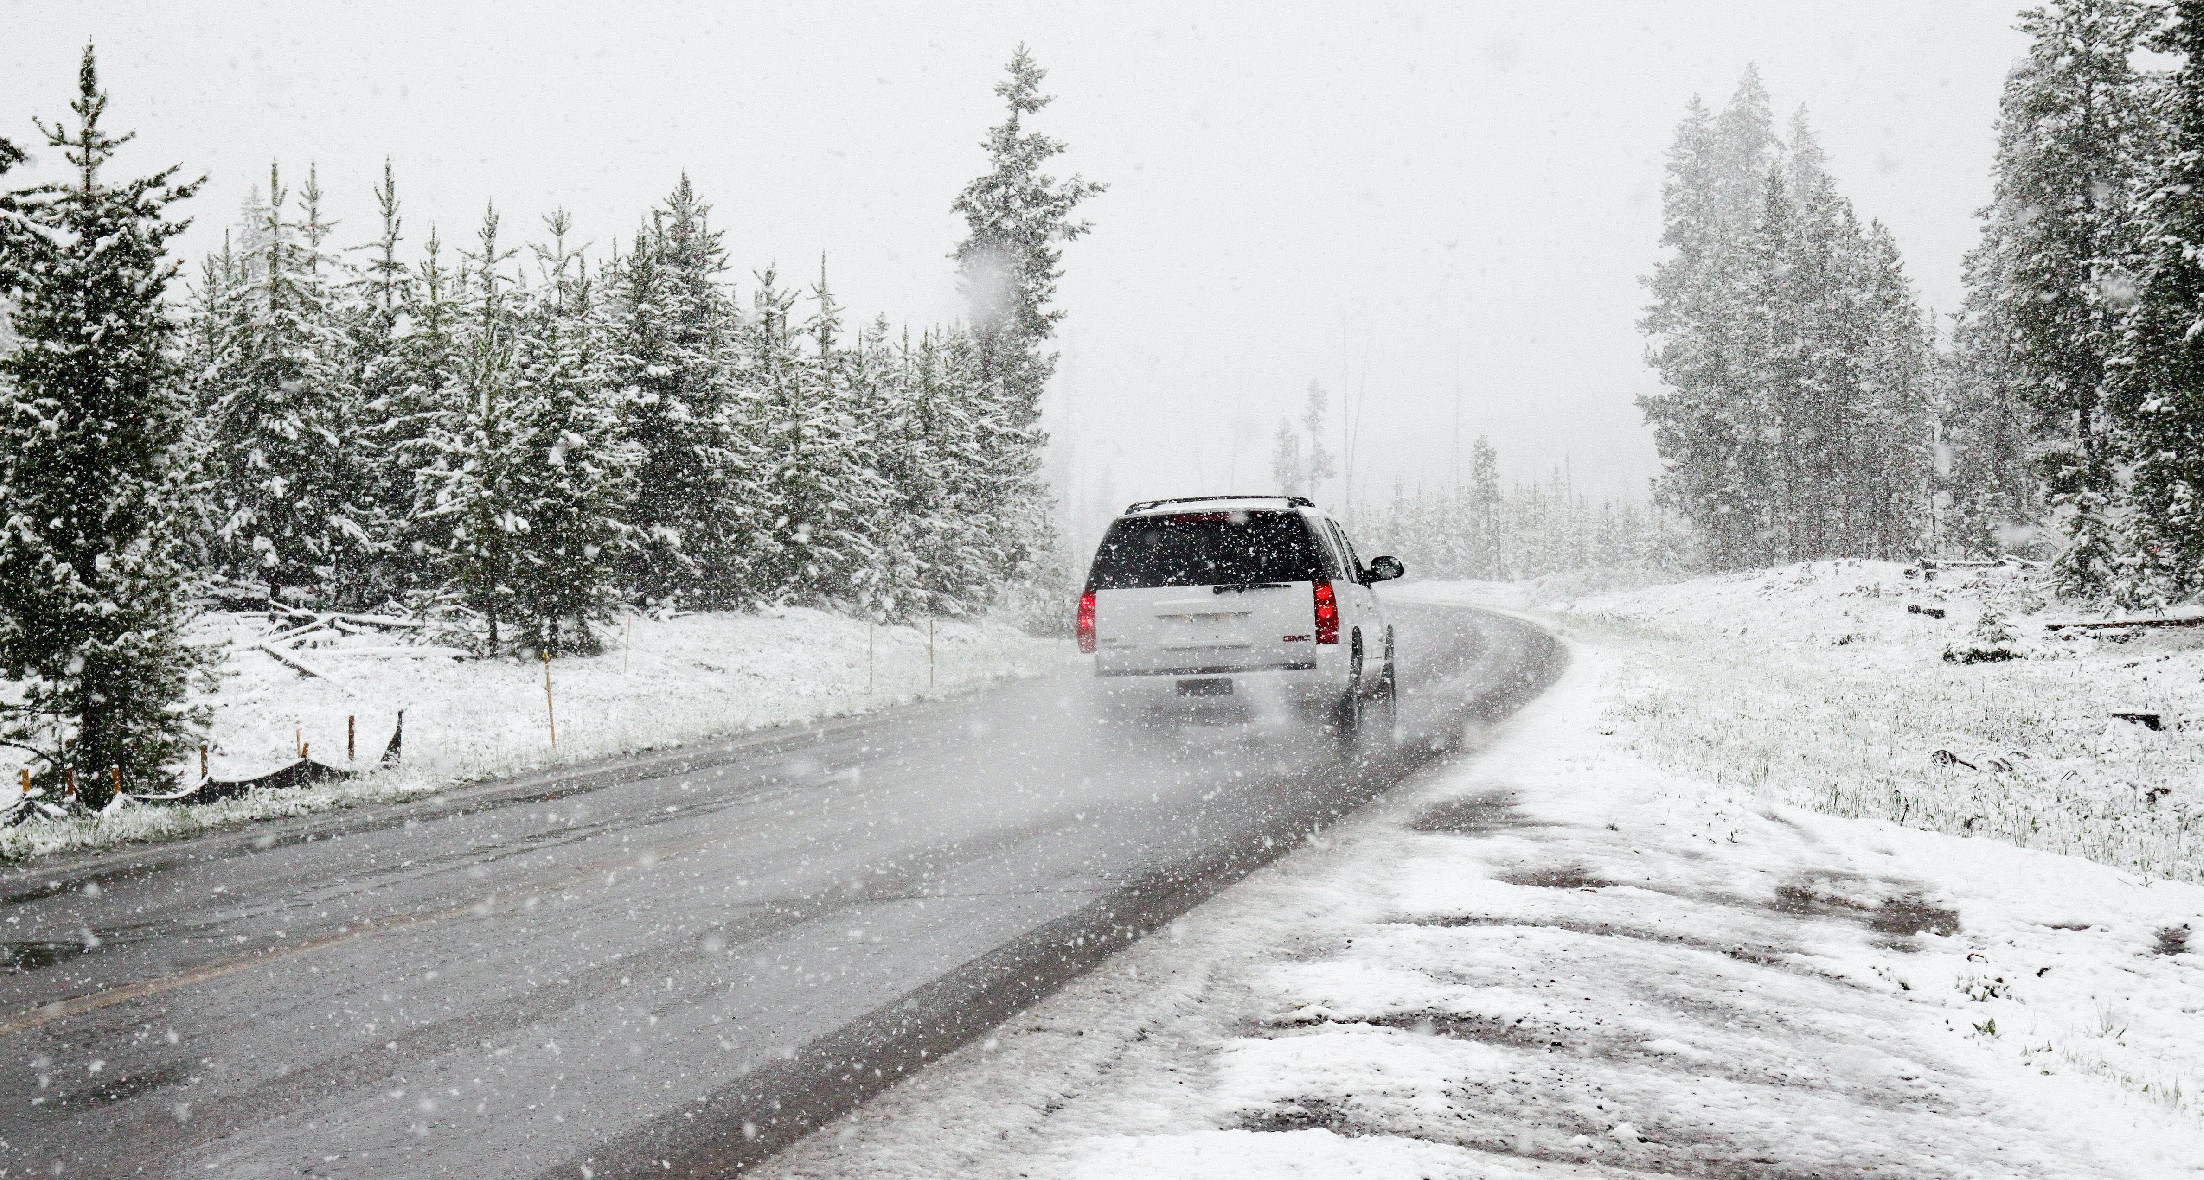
[1085,511,1329,591]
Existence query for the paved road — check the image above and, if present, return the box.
[0,602,1558,1179]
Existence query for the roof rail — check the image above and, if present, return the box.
[1123,494,1315,514]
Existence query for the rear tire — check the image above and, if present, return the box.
[1332,632,1367,751]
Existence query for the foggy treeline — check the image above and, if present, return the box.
[1358,438,1687,583]
[0,46,1097,799]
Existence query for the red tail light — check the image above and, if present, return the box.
[1077,591,1097,653]
[1313,580,1339,644]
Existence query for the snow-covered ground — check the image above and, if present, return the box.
[1480,560,2204,887]
[0,607,1071,862]
[757,573,2204,1177]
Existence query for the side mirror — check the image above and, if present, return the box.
[1366,555,1404,583]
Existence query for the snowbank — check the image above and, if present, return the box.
[757,644,2204,1178]
[0,607,1071,862]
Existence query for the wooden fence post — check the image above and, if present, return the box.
[348,715,356,762]
[200,744,208,780]
[543,651,557,749]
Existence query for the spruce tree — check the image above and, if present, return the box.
[609,177,754,606]
[347,161,420,603]
[1640,73,1780,568]
[1975,0,2164,592]
[0,47,205,803]
[202,164,367,605]
[503,212,637,652]
[951,46,1103,588]
[952,45,1105,429]
[2114,0,2204,596]
[417,205,523,648]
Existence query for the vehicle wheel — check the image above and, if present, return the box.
[1333,676,1365,748]
[1331,632,1367,749]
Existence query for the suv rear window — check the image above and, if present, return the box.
[1085,511,1329,591]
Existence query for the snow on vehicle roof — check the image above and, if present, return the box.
[1120,495,1318,517]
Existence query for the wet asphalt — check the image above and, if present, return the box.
[0,601,1558,1179]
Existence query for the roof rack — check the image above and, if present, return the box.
[1123,495,1315,514]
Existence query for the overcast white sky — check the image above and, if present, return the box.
[5,1,2032,541]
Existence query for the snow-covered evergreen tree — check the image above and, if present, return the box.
[1640,73,1780,568]
[607,177,756,606]
[951,46,1102,592]
[754,261,886,604]
[1963,0,2165,593]
[1269,382,1336,497]
[501,211,637,652]
[0,48,206,803]
[2113,0,2204,597]
[415,205,525,648]
[1642,73,1931,568]
[200,164,369,604]
[344,161,422,603]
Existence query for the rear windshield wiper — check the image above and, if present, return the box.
[1213,582,1290,594]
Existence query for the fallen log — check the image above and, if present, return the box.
[2043,616,2204,632]
[253,643,332,679]
[193,758,355,801]
[316,645,469,660]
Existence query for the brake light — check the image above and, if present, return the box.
[1077,591,1097,653]
[1313,580,1338,644]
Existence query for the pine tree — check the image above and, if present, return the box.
[416,205,524,648]
[346,161,421,603]
[952,45,1104,429]
[951,46,1103,590]
[201,164,368,605]
[609,177,755,606]
[762,260,886,604]
[501,211,637,652]
[0,47,206,804]
[2114,0,2204,596]
[1644,72,1929,568]
[1972,0,2165,593]
[1640,72,1781,568]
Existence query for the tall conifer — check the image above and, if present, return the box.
[0,48,205,803]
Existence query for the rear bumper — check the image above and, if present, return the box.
[1095,659,1316,677]
[1087,656,1345,713]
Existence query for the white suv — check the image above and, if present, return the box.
[1077,496,1404,737]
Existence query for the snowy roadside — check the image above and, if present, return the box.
[757,636,2204,1178]
[0,608,1072,863]
[1429,561,2204,886]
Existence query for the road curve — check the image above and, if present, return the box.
[0,602,1559,1179]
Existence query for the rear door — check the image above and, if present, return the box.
[1086,510,1325,676]
[1325,518,1382,665]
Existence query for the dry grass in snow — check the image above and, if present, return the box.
[1404,562,2204,886]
